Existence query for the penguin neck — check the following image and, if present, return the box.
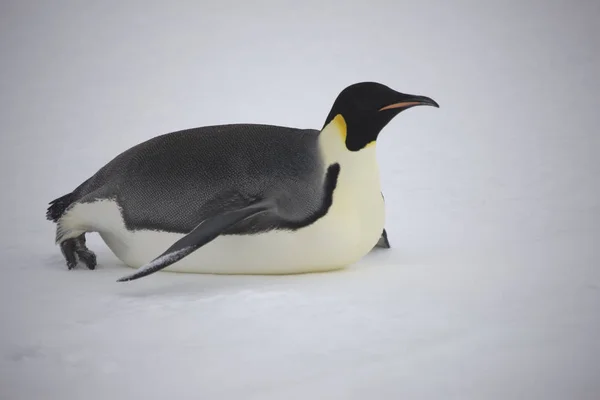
[317,114,385,255]
[318,114,381,190]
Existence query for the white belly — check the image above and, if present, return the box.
[61,194,385,275]
[58,131,386,275]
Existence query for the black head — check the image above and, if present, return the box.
[322,82,439,151]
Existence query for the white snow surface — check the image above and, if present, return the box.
[1,1,599,399]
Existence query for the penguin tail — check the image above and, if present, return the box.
[46,193,75,223]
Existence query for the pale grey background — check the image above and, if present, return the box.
[1,1,599,399]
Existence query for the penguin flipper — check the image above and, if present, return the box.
[116,199,276,282]
[374,229,391,249]
[374,192,391,249]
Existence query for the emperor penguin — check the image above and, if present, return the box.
[46,82,439,282]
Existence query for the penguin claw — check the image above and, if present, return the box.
[77,250,97,270]
[59,234,98,271]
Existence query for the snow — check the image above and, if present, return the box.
[1,1,599,399]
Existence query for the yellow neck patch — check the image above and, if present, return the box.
[330,114,376,150]
[332,114,347,142]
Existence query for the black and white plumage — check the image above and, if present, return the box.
[46,82,438,282]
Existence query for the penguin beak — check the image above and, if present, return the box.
[379,95,440,112]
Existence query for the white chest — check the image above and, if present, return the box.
[323,144,386,256]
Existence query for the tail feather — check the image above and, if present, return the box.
[46,193,75,222]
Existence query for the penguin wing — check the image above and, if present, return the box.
[116,199,276,282]
[374,229,391,249]
[373,192,390,249]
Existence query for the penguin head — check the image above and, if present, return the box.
[322,82,439,151]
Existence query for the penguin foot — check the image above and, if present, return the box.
[59,234,97,270]
[75,234,97,270]
[76,248,97,270]
[60,239,79,270]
